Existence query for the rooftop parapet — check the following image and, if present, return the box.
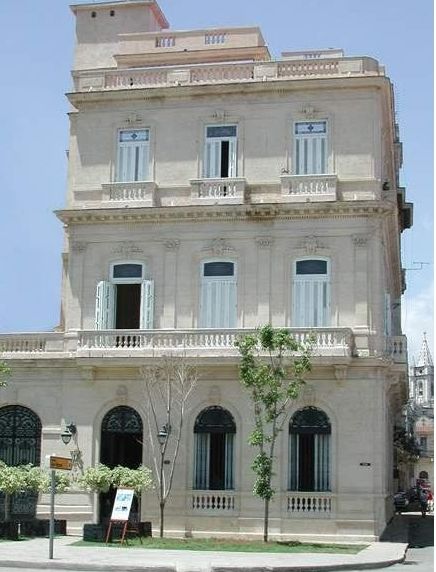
[115,27,270,67]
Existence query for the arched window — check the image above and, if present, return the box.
[0,406,42,519]
[288,407,331,492]
[292,258,330,327]
[95,262,154,330]
[200,261,237,328]
[193,406,236,490]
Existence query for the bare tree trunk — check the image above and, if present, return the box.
[263,498,269,542]
[4,493,11,522]
[159,501,165,538]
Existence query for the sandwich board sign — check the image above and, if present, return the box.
[110,488,135,521]
[105,488,137,545]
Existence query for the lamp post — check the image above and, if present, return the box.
[157,424,170,538]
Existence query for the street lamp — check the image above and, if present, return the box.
[157,424,170,538]
[61,422,77,445]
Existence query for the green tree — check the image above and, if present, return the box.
[235,325,312,542]
[0,362,10,388]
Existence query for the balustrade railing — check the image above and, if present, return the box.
[281,174,337,201]
[387,336,407,363]
[102,182,156,204]
[77,328,354,357]
[287,493,333,517]
[190,178,246,203]
[0,333,65,354]
[74,57,382,93]
[192,491,236,512]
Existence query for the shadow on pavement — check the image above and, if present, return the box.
[381,513,434,548]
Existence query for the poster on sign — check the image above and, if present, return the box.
[110,488,135,521]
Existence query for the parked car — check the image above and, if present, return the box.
[394,491,409,513]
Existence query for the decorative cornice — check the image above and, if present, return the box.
[56,201,395,227]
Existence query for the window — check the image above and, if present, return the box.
[294,121,327,175]
[193,406,236,490]
[204,125,237,178]
[288,407,331,492]
[200,261,237,328]
[95,263,154,330]
[292,258,330,327]
[116,129,150,182]
[419,437,428,451]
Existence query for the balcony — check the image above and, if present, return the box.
[190,178,246,205]
[0,328,354,360]
[101,182,157,206]
[72,57,383,94]
[280,174,338,202]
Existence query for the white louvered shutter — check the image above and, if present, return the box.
[204,139,221,178]
[293,277,330,327]
[117,130,149,182]
[95,281,116,330]
[228,138,237,177]
[140,280,154,329]
[201,279,236,328]
[294,122,327,175]
[384,292,392,336]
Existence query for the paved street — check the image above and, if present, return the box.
[348,512,434,572]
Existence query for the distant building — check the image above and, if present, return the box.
[0,0,412,541]
[408,334,434,490]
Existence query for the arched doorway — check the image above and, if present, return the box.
[99,406,143,522]
[0,405,42,519]
[193,406,236,490]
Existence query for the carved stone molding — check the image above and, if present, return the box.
[352,234,369,247]
[164,239,180,251]
[112,241,144,257]
[116,384,128,402]
[301,383,316,405]
[299,235,324,255]
[300,105,319,119]
[208,385,221,403]
[256,236,274,249]
[334,365,348,383]
[203,238,235,256]
[80,366,96,383]
[211,109,228,122]
[125,113,143,125]
[71,242,87,254]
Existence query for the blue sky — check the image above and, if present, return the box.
[0,0,433,360]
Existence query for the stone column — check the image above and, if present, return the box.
[256,236,273,325]
[161,239,180,328]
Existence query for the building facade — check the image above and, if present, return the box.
[408,334,434,491]
[0,0,413,541]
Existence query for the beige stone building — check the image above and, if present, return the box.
[0,0,413,541]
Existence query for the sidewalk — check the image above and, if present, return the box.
[0,535,408,572]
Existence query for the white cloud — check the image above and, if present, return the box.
[402,282,434,363]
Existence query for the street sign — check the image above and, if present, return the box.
[49,456,72,471]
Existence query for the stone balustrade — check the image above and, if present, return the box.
[387,335,408,363]
[280,174,338,202]
[73,57,383,93]
[191,491,236,512]
[287,493,334,518]
[0,329,408,364]
[190,178,246,204]
[101,182,157,205]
